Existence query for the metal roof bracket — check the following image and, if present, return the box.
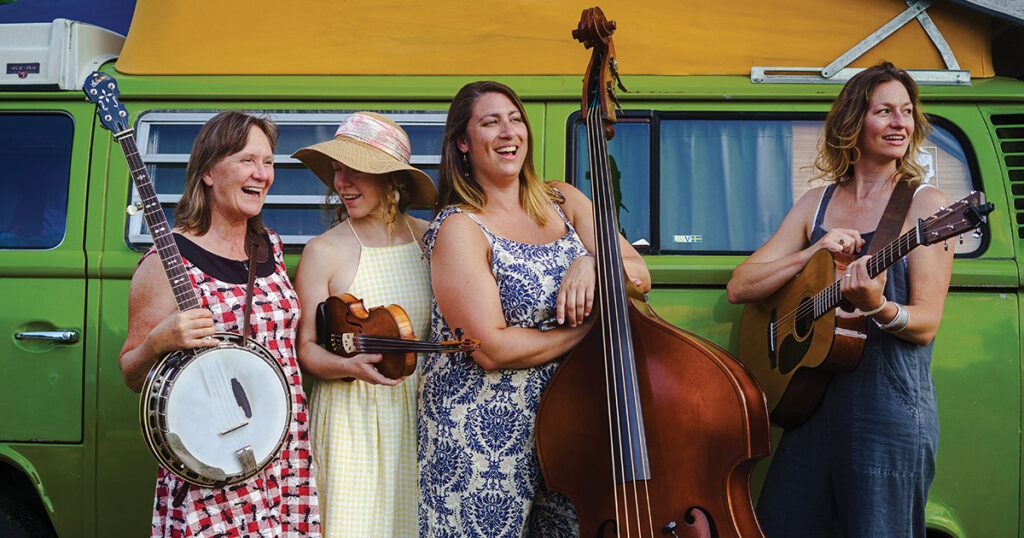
[752,0,971,85]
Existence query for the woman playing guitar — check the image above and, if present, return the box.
[727,62,954,537]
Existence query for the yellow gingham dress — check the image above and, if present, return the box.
[309,221,430,538]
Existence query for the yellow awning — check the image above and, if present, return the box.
[116,0,994,77]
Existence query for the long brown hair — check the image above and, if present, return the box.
[436,81,559,224]
[813,61,932,185]
[175,111,280,235]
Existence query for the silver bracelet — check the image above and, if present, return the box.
[876,303,908,332]
[861,297,888,317]
[888,306,910,333]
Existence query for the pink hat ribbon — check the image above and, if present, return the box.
[335,114,412,165]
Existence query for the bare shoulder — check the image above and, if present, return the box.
[549,181,587,205]
[434,212,487,250]
[909,184,950,219]
[408,216,431,239]
[303,223,359,259]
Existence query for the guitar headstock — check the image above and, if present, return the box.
[573,6,625,141]
[919,190,994,246]
[83,71,131,134]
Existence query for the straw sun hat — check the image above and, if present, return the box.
[291,112,436,208]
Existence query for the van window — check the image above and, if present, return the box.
[0,113,73,249]
[571,112,980,255]
[130,111,445,249]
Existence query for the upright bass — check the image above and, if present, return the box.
[535,8,771,537]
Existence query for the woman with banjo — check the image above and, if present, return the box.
[291,112,437,537]
[118,110,321,537]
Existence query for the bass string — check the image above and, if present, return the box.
[588,104,655,536]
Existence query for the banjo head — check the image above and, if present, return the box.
[141,333,292,488]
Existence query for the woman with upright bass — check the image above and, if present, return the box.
[534,7,772,538]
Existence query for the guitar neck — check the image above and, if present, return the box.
[811,226,921,319]
[114,129,201,312]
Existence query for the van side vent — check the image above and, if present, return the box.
[991,114,1024,238]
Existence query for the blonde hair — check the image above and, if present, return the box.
[176,111,279,235]
[324,170,411,239]
[436,81,559,224]
[813,62,932,186]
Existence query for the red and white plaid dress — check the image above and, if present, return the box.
[145,231,321,537]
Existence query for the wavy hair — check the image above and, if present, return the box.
[175,111,279,235]
[436,81,559,224]
[813,62,932,185]
[323,170,411,239]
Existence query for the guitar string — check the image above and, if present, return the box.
[772,231,918,333]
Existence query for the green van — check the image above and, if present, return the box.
[1,1,1023,536]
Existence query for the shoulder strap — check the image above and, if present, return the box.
[867,181,915,256]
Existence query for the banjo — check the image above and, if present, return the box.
[85,72,291,488]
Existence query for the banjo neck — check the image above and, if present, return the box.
[115,130,202,312]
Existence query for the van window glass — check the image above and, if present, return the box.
[131,111,446,249]
[0,114,73,249]
[575,119,651,247]
[571,113,980,255]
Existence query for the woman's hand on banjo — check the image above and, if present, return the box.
[148,308,220,355]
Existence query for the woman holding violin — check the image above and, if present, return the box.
[416,80,651,536]
[727,62,953,537]
[292,112,436,537]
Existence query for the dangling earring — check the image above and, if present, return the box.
[461,152,471,178]
[393,190,401,203]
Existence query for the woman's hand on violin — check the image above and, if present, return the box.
[813,227,864,256]
[840,255,887,313]
[557,254,596,327]
[339,353,401,386]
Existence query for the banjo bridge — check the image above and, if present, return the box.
[218,419,250,436]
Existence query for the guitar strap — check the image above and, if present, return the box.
[866,181,915,256]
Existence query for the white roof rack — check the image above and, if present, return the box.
[751,0,971,86]
[1,18,124,90]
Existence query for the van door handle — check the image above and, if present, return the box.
[15,330,80,344]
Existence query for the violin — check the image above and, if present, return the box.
[316,293,478,379]
[534,8,771,537]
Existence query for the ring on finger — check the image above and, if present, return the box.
[838,238,845,246]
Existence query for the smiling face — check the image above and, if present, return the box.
[857,79,916,165]
[333,162,386,220]
[202,125,274,224]
[457,91,529,186]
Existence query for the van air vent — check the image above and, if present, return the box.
[991,114,1024,238]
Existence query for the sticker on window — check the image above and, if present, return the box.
[917,146,938,186]
[673,235,703,244]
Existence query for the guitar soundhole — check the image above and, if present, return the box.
[794,297,813,340]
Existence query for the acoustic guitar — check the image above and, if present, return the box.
[738,190,992,428]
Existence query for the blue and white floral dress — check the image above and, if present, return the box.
[417,201,588,538]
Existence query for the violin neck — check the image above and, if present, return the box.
[329,333,461,355]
